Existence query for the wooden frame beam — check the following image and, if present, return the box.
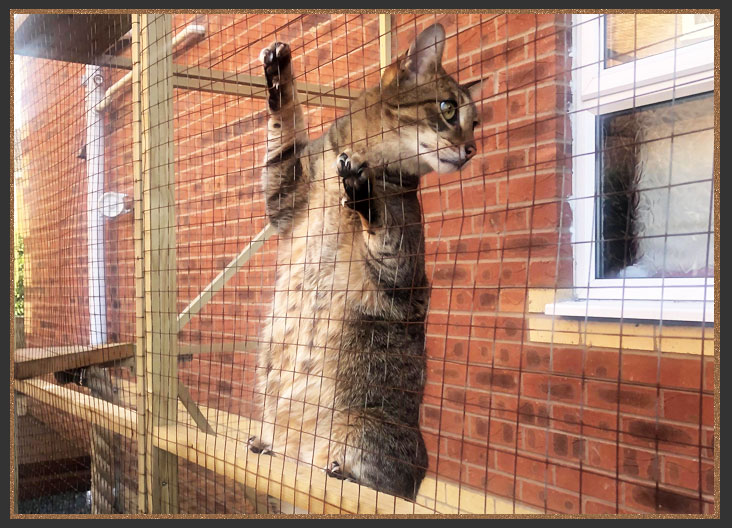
[94,61,355,112]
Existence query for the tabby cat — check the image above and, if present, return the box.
[248,23,481,501]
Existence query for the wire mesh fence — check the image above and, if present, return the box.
[12,11,717,516]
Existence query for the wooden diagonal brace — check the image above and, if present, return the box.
[177,223,276,333]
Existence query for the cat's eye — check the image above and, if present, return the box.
[439,100,457,123]
[472,120,479,130]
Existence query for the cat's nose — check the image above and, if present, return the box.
[464,143,477,160]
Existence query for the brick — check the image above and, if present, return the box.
[660,356,704,390]
[549,432,585,461]
[623,482,705,514]
[485,471,517,501]
[582,499,617,514]
[517,400,550,428]
[583,439,618,472]
[522,346,551,371]
[428,263,473,286]
[551,403,582,434]
[520,424,548,454]
[585,381,658,416]
[553,465,580,493]
[494,342,522,369]
[494,316,525,341]
[486,392,519,421]
[467,339,494,365]
[701,460,715,495]
[621,353,659,385]
[662,454,702,492]
[491,449,514,474]
[702,394,714,426]
[579,408,619,441]
[515,455,548,482]
[461,440,490,468]
[703,356,715,392]
[585,349,620,380]
[662,389,701,423]
[552,347,583,376]
[619,446,660,482]
[518,480,547,510]
[545,487,581,514]
[522,373,582,403]
[620,417,701,456]
[499,287,526,312]
[581,471,617,502]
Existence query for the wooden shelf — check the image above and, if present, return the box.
[14,343,135,380]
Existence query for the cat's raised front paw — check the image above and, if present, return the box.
[259,42,292,110]
[337,151,374,222]
[336,151,367,177]
[337,151,373,221]
[259,42,291,76]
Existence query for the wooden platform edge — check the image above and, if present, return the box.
[15,379,541,515]
[14,343,135,380]
[13,341,254,379]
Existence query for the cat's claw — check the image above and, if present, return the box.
[336,151,369,191]
[325,461,356,482]
[337,151,374,223]
[259,41,291,70]
[337,152,366,175]
[260,41,292,111]
[248,435,273,456]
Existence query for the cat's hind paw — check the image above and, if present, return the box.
[325,461,357,483]
[248,436,273,456]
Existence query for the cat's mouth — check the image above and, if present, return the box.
[420,142,465,168]
[437,149,469,169]
[436,156,464,168]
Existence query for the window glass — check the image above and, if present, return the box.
[598,92,714,279]
[605,14,714,68]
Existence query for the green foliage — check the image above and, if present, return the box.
[14,236,24,317]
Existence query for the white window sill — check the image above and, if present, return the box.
[544,300,714,324]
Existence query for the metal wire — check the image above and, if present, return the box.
[12,12,716,516]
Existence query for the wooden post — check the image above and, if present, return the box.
[379,14,392,70]
[88,366,122,513]
[136,13,179,513]
[131,14,147,513]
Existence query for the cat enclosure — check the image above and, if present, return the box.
[12,12,717,515]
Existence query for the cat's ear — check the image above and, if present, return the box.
[381,50,407,86]
[461,78,483,101]
[402,23,446,79]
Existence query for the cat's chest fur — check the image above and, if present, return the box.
[265,144,372,399]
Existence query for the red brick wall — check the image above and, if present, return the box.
[15,55,92,346]
[14,13,714,514]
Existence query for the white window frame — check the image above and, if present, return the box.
[552,14,715,323]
